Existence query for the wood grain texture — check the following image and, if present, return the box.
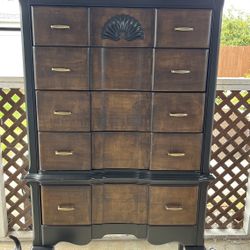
[92,132,151,169]
[154,49,208,91]
[151,134,203,171]
[92,184,148,224]
[153,93,205,132]
[33,47,89,90]
[92,92,151,131]
[92,48,153,90]
[38,132,91,171]
[149,186,198,225]
[157,9,212,48]
[32,6,88,46]
[36,91,90,131]
[91,8,155,47]
[41,186,91,225]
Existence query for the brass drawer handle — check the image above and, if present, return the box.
[57,204,75,212]
[174,27,194,32]
[51,67,71,72]
[167,153,186,157]
[165,204,183,211]
[53,111,72,116]
[171,70,191,74]
[50,24,71,30]
[55,151,73,156]
[169,113,188,117]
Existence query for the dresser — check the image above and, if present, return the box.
[19,0,224,249]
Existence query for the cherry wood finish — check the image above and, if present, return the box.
[32,6,89,46]
[92,48,153,90]
[33,47,89,90]
[36,91,90,131]
[157,9,212,48]
[92,184,148,224]
[41,186,91,225]
[38,132,91,171]
[149,186,198,225]
[154,49,209,92]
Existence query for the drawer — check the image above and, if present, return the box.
[154,49,208,92]
[92,48,153,90]
[91,8,155,47]
[149,186,198,225]
[36,91,90,131]
[92,92,151,131]
[153,93,205,132]
[41,186,91,225]
[151,134,202,171]
[32,6,88,46]
[34,47,89,90]
[39,132,91,171]
[92,184,148,224]
[92,132,150,169]
[157,9,212,48]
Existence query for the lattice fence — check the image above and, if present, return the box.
[0,88,249,231]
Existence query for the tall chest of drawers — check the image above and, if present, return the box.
[19,0,224,249]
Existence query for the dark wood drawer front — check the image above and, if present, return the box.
[92,48,153,90]
[157,9,212,48]
[36,91,90,132]
[92,184,148,224]
[34,47,89,90]
[92,132,150,169]
[32,7,88,46]
[154,49,208,91]
[92,92,151,131]
[41,186,91,225]
[151,134,202,171]
[91,8,155,47]
[149,186,198,225]
[39,132,91,171]
[153,93,205,132]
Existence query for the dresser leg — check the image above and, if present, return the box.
[184,246,206,250]
[31,246,54,250]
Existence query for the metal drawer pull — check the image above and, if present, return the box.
[174,27,194,32]
[168,152,186,157]
[53,111,72,116]
[169,113,188,117]
[165,204,183,211]
[51,67,71,72]
[50,24,71,30]
[57,204,75,212]
[55,151,73,156]
[171,70,191,74]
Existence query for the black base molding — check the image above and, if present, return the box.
[32,247,54,250]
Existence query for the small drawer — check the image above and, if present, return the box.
[92,184,148,224]
[32,6,88,46]
[36,91,90,131]
[153,93,205,132]
[149,186,198,225]
[92,48,153,90]
[91,8,155,47]
[39,132,91,171]
[157,9,212,48]
[151,134,202,171]
[92,92,151,131]
[34,47,89,90]
[92,132,151,169]
[154,49,208,92]
[41,186,91,225]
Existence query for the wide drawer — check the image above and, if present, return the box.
[157,9,212,48]
[32,6,88,46]
[39,132,91,171]
[153,93,205,132]
[154,49,208,92]
[151,134,202,171]
[91,8,155,47]
[33,47,89,90]
[149,186,198,225]
[36,91,90,131]
[92,48,153,90]
[41,186,91,225]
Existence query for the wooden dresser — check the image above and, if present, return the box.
[19,0,224,249]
